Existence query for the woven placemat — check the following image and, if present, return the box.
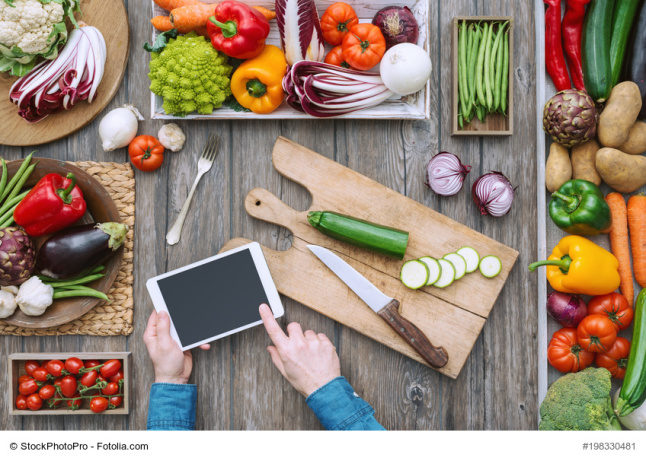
[0,161,135,336]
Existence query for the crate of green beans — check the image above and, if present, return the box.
[452,17,514,136]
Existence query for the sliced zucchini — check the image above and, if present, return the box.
[457,246,480,273]
[419,256,441,286]
[400,260,429,289]
[479,255,502,278]
[434,259,456,288]
[443,253,467,280]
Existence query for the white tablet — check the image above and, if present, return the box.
[146,242,284,351]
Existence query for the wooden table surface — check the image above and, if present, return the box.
[0,0,537,430]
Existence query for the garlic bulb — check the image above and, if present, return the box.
[0,287,18,319]
[16,277,54,317]
[158,123,186,152]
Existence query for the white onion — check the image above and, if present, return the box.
[99,104,144,151]
[379,43,432,95]
[472,172,515,217]
[426,152,471,196]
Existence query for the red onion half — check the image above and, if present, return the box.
[472,172,516,217]
[426,152,471,196]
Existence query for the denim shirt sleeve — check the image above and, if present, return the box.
[147,383,197,431]
[306,377,385,430]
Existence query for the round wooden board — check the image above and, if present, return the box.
[1,159,123,329]
[0,0,130,147]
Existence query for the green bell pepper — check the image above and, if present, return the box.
[549,179,611,235]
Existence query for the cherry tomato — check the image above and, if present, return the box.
[102,382,119,396]
[46,360,65,378]
[96,375,106,383]
[39,384,56,400]
[26,393,42,411]
[19,378,40,396]
[18,374,32,385]
[109,395,123,408]
[547,327,595,373]
[596,336,631,379]
[90,396,109,414]
[84,359,101,369]
[100,359,122,378]
[129,135,164,172]
[32,367,49,382]
[53,377,63,388]
[25,360,40,377]
[588,293,634,332]
[67,392,82,410]
[577,314,617,353]
[47,397,62,408]
[65,357,84,375]
[60,376,77,398]
[16,394,28,410]
[80,370,98,387]
[108,370,124,383]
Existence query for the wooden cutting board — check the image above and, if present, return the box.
[221,137,519,378]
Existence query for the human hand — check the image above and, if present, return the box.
[259,304,341,397]
[143,310,210,385]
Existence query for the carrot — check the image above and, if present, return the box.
[151,15,205,34]
[170,4,215,29]
[153,0,201,12]
[606,192,634,307]
[628,194,646,288]
[252,5,276,21]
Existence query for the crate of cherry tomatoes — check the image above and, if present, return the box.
[8,352,130,415]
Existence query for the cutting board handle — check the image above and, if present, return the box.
[245,188,303,232]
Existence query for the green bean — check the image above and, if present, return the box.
[458,113,464,129]
[0,203,19,226]
[468,26,482,115]
[53,288,109,301]
[464,23,474,119]
[501,31,510,115]
[0,189,29,218]
[495,22,509,111]
[490,24,504,111]
[4,163,35,207]
[0,152,32,204]
[91,265,106,274]
[0,159,7,201]
[38,266,106,284]
[459,20,470,120]
[46,273,105,288]
[476,102,485,122]
[484,23,495,110]
[476,22,488,107]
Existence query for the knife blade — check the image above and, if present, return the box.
[307,245,448,369]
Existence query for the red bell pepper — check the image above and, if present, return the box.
[14,173,86,237]
[545,0,572,91]
[207,0,270,60]
[562,0,590,91]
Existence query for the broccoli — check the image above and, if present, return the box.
[148,32,232,117]
[539,367,621,431]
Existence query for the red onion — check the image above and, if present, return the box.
[426,152,471,196]
[372,6,420,50]
[546,292,588,328]
[472,172,516,217]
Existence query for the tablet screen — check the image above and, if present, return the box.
[156,248,270,347]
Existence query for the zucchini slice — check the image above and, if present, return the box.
[443,253,467,280]
[457,246,480,273]
[434,259,456,288]
[400,260,429,289]
[479,255,502,278]
[419,256,441,286]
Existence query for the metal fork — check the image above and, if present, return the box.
[166,133,220,245]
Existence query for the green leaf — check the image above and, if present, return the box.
[3,0,16,7]
[223,96,251,113]
[144,29,179,53]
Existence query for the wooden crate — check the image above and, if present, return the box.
[149,0,431,120]
[451,16,514,136]
[7,352,131,416]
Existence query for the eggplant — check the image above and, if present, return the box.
[36,222,129,280]
[622,0,646,119]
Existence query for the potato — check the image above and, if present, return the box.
[595,147,646,193]
[598,82,643,148]
[545,142,572,192]
[571,139,601,185]
[618,121,646,155]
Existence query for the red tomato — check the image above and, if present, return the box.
[65,357,84,375]
[102,382,119,396]
[324,46,351,68]
[108,370,124,383]
[96,375,106,383]
[45,360,65,378]
[588,293,634,332]
[80,370,98,387]
[320,2,359,46]
[129,135,164,172]
[577,314,618,353]
[32,367,49,382]
[109,395,123,408]
[38,384,56,400]
[100,360,122,379]
[84,359,101,369]
[596,336,631,379]
[342,24,386,71]
[67,392,82,410]
[18,374,32,385]
[90,396,109,414]
[24,360,40,377]
[19,378,40,396]
[26,393,42,411]
[60,376,77,398]
[547,327,595,373]
[53,377,63,388]
[15,394,28,410]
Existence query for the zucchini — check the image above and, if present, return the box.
[400,260,429,290]
[307,211,409,260]
[457,246,480,273]
[479,255,502,278]
[434,259,456,288]
[622,0,646,119]
[419,256,441,285]
[616,287,646,417]
[443,253,467,280]
[582,0,616,102]
[610,0,641,87]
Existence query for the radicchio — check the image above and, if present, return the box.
[275,0,325,65]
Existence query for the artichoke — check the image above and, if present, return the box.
[543,89,598,148]
[0,227,36,286]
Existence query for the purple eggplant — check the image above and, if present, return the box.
[36,222,129,280]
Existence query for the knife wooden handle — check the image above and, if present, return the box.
[377,299,449,368]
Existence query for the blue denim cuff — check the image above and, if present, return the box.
[147,383,197,431]
[306,377,378,430]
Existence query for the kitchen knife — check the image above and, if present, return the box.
[307,245,449,368]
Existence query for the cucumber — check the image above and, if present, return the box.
[434,259,456,288]
[616,288,646,417]
[307,211,409,260]
[479,255,502,278]
[419,256,441,286]
[443,253,467,280]
[400,260,429,290]
[582,0,615,102]
[457,246,480,273]
[610,0,641,86]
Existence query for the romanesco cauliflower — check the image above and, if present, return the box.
[149,32,233,117]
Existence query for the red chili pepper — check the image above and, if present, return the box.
[13,173,86,237]
[206,0,270,60]
[562,0,590,91]
[545,0,572,91]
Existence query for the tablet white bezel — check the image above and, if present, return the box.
[146,242,284,351]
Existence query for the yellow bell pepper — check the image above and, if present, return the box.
[528,235,620,296]
[230,45,287,114]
